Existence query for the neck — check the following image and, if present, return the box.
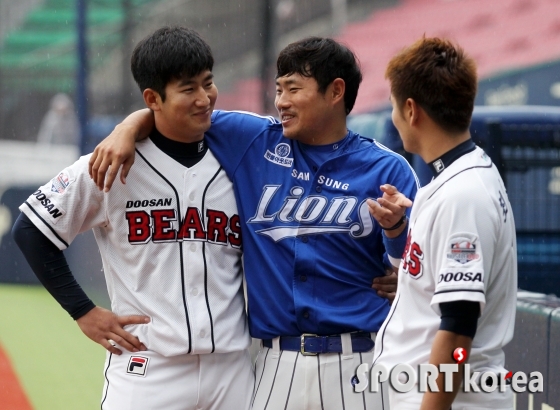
[154,118,203,143]
[303,119,348,146]
[418,129,471,163]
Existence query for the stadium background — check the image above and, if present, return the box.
[0,0,559,408]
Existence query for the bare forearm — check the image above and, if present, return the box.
[120,108,154,141]
[89,109,155,190]
[420,330,472,410]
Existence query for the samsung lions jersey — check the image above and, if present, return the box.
[206,110,419,339]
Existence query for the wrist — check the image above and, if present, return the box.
[115,122,142,142]
[382,216,408,238]
[383,224,408,267]
[380,214,407,231]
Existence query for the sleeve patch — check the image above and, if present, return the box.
[446,236,480,265]
[51,171,74,194]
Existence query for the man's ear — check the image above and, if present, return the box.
[405,98,421,126]
[143,88,162,111]
[330,78,346,107]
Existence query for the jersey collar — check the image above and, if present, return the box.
[427,139,476,178]
[150,127,207,157]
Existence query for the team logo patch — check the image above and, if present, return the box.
[264,143,294,167]
[51,172,72,194]
[127,356,149,377]
[447,240,480,264]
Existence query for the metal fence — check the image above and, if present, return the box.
[484,122,560,294]
[0,0,377,145]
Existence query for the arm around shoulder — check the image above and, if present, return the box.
[88,108,154,192]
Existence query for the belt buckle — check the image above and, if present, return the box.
[300,333,318,356]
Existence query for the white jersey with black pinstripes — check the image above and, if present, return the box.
[20,137,251,357]
[373,146,517,409]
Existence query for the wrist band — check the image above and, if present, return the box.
[382,223,409,264]
[380,215,407,231]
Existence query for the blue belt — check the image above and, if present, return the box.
[262,332,375,356]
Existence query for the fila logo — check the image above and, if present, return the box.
[433,159,444,173]
[127,356,149,377]
[401,232,424,279]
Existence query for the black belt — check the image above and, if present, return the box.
[262,332,374,356]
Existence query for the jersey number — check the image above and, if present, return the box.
[401,232,424,279]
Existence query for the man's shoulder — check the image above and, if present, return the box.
[211,110,281,130]
[440,148,497,191]
[430,162,497,206]
[353,135,406,162]
[352,135,419,180]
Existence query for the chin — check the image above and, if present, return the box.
[281,128,297,140]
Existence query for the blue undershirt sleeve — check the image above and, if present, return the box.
[12,213,96,320]
[439,300,480,338]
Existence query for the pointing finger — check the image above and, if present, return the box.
[380,184,399,195]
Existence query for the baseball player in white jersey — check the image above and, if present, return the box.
[13,27,253,409]
[89,36,418,410]
[369,37,517,410]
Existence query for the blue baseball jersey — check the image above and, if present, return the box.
[206,110,419,339]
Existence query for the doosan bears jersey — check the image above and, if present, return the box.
[205,110,420,340]
[20,138,251,357]
[373,147,517,408]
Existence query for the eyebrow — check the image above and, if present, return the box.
[179,73,214,86]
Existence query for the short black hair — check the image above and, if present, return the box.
[131,26,214,101]
[276,37,362,115]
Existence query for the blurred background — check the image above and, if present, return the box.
[1,0,560,408]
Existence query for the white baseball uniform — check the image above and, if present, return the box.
[373,146,517,410]
[20,137,253,409]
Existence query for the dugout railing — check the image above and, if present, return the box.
[483,121,560,295]
[504,291,560,409]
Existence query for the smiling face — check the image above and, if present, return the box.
[275,73,334,144]
[149,70,217,143]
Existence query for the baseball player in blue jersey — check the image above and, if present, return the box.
[90,35,419,409]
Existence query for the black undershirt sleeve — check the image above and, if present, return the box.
[12,213,96,320]
[439,300,480,339]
